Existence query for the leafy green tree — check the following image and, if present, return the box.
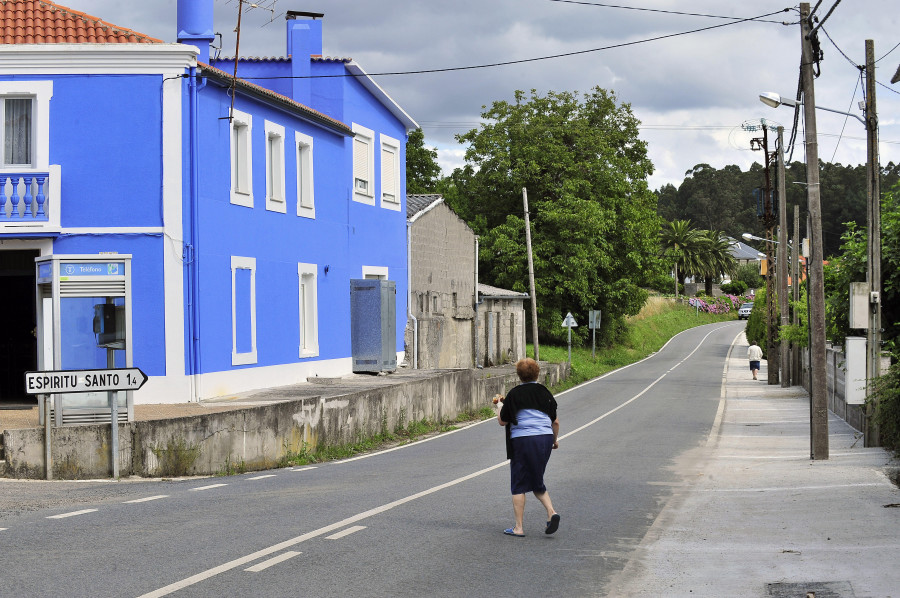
[745,288,767,356]
[406,128,442,194]
[447,87,660,344]
[734,262,764,290]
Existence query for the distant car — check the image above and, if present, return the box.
[738,303,754,320]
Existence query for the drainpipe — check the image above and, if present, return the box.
[407,220,417,369]
[474,235,481,368]
[186,66,207,401]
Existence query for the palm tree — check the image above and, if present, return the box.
[698,230,738,295]
[660,220,706,298]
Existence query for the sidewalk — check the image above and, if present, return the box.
[614,334,900,597]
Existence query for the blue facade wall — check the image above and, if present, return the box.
[50,75,163,228]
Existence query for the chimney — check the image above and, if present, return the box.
[286,11,324,107]
[177,0,216,63]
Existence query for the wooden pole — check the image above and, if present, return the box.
[801,3,829,459]
[523,188,539,361]
[777,127,790,388]
[865,39,882,447]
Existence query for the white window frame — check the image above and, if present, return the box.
[351,123,375,205]
[231,256,257,365]
[230,109,253,207]
[296,132,315,219]
[379,133,401,211]
[0,81,52,171]
[298,262,319,358]
[362,265,388,280]
[265,120,286,213]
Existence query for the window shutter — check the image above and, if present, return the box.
[381,147,396,202]
[354,138,369,191]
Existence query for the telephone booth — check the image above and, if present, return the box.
[35,254,134,425]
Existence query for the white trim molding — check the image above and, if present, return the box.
[230,109,253,207]
[231,256,257,366]
[296,131,315,219]
[351,123,375,206]
[379,133,401,211]
[362,265,388,280]
[298,262,319,358]
[264,120,286,213]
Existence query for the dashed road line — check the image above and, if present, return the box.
[47,509,98,519]
[325,525,366,540]
[289,466,317,472]
[124,495,169,504]
[247,475,276,481]
[190,484,228,491]
[244,551,302,572]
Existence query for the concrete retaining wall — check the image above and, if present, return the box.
[2,364,568,480]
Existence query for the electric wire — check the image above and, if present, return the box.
[236,8,791,81]
[809,0,842,34]
[830,75,862,162]
[875,40,900,63]
[546,0,787,23]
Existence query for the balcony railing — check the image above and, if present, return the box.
[0,172,50,221]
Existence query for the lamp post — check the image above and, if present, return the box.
[761,63,882,448]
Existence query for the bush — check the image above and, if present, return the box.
[734,263,764,290]
[871,360,900,453]
[645,272,682,295]
[721,280,748,296]
[745,288,766,356]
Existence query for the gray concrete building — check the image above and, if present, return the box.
[405,195,527,369]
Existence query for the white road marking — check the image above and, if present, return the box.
[0,528,6,531]
[247,475,276,481]
[124,495,169,504]
[190,484,228,491]
[139,325,734,598]
[244,551,302,572]
[47,509,98,519]
[289,466,317,472]
[325,525,366,540]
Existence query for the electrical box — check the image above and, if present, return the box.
[350,279,396,373]
[844,336,867,405]
[848,282,869,330]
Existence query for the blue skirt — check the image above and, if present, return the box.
[509,434,554,495]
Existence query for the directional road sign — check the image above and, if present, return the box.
[25,368,148,395]
[562,312,578,328]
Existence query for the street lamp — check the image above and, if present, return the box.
[758,92,865,125]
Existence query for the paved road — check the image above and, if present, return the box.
[0,322,743,597]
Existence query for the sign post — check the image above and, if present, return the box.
[588,310,601,359]
[25,368,147,479]
[561,312,578,365]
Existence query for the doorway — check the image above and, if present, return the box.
[0,249,38,405]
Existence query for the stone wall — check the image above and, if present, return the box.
[2,363,569,479]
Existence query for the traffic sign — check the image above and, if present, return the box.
[562,312,578,328]
[25,368,148,394]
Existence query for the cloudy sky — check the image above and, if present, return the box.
[71,0,900,191]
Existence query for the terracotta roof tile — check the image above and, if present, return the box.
[0,0,162,45]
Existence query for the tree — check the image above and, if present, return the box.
[660,220,706,297]
[447,87,660,344]
[734,262,764,290]
[406,128,442,194]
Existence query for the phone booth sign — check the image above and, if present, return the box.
[35,254,134,426]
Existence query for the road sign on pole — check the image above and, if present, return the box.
[25,368,148,395]
[588,310,601,358]
[561,312,578,364]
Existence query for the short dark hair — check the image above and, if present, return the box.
[516,358,540,382]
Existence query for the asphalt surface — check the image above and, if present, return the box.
[1,321,897,597]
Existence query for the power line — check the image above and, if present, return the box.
[546,0,788,23]
[830,75,862,162]
[237,8,791,81]
[876,40,900,63]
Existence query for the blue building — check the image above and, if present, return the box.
[0,1,416,406]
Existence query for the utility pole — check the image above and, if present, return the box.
[523,188,539,362]
[864,39,882,447]
[792,205,801,386]
[800,2,829,459]
[749,123,779,385]
[777,127,790,388]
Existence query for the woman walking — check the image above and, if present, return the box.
[497,358,561,537]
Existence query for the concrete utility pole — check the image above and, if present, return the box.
[792,205,801,386]
[777,127,790,388]
[523,188,539,362]
[864,39,882,447]
[800,3,829,459]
